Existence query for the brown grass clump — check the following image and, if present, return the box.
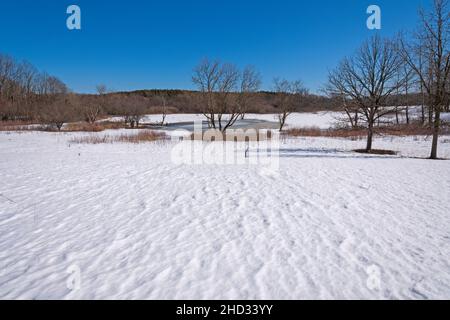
[64,123,105,132]
[69,135,111,144]
[116,130,168,143]
[69,130,168,144]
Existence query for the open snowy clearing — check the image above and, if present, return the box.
[1,113,450,300]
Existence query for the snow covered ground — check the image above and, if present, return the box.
[1,113,450,300]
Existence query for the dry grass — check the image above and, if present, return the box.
[0,120,129,132]
[286,127,367,139]
[69,135,111,144]
[64,123,105,132]
[285,124,450,139]
[69,130,168,144]
[0,121,40,131]
[116,130,168,143]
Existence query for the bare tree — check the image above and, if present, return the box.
[400,0,450,159]
[192,58,221,128]
[78,84,107,124]
[96,84,107,95]
[238,66,262,119]
[192,58,241,132]
[41,94,77,130]
[0,54,15,103]
[158,93,169,125]
[327,35,403,152]
[38,77,72,130]
[273,78,307,131]
[126,95,148,128]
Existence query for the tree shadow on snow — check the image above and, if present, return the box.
[275,148,399,159]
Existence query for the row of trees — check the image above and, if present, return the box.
[0,54,68,125]
[0,55,174,130]
[327,0,450,159]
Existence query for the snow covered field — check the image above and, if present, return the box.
[1,113,450,300]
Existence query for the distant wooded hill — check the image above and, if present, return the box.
[99,89,424,115]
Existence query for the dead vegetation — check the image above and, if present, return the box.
[0,120,128,132]
[285,124,450,139]
[69,130,168,144]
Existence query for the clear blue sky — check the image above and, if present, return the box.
[0,0,430,93]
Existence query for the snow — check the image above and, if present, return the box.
[1,112,450,300]
[107,112,340,130]
[442,113,450,123]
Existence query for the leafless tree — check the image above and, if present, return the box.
[400,0,450,159]
[192,58,221,128]
[238,66,261,119]
[273,78,307,131]
[393,60,415,125]
[126,95,148,128]
[327,35,403,152]
[158,93,169,125]
[41,94,77,130]
[192,58,241,132]
[84,84,107,124]
[96,84,107,95]
[38,77,72,130]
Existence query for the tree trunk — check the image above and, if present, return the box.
[395,106,399,124]
[366,121,374,152]
[421,104,425,124]
[421,87,426,124]
[344,108,354,128]
[406,107,410,125]
[429,107,434,126]
[279,115,286,132]
[430,108,441,159]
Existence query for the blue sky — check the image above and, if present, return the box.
[0,0,430,93]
